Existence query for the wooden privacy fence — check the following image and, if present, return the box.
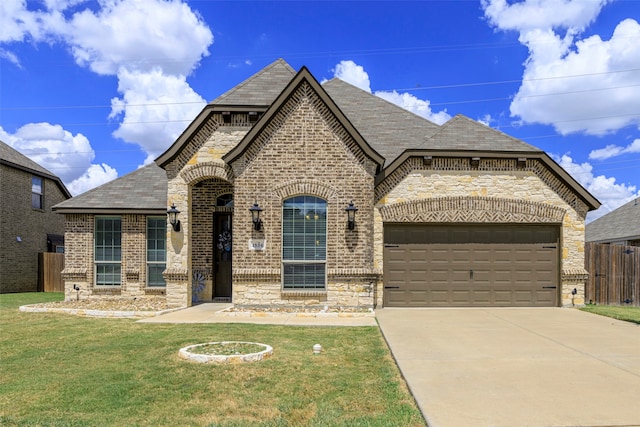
[38,253,65,292]
[585,243,640,306]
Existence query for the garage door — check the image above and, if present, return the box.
[383,224,559,307]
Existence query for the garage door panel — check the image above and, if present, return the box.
[383,224,559,307]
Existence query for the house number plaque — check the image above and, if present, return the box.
[249,239,266,251]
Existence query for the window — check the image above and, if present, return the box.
[95,217,121,286]
[32,176,43,209]
[147,217,166,287]
[216,193,234,207]
[282,196,327,290]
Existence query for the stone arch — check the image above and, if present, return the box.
[379,196,566,223]
[272,180,339,201]
[180,161,234,185]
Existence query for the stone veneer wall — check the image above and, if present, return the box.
[374,157,589,307]
[163,116,249,307]
[61,213,167,301]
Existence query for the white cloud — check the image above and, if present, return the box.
[0,123,118,195]
[482,0,611,33]
[65,0,212,76]
[109,68,206,163]
[482,1,640,135]
[589,138,640,160]
[331,60,451,124]
[553,153,640,221]
[0,0,214,188]
[332,60,371,92]
[374,91,451,125]
[67,163,118,196]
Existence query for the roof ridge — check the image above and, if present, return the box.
[210,58,295,105]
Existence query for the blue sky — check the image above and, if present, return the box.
[1,0,639,221]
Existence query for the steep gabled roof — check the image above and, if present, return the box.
[156,59,296,168]
[211,58,296,107]
[586,198,640,242]
[323,78,440,165]
[53,164,167,214]
[223,67,385,170]
[420,114,542,152]
[0,140,71,199]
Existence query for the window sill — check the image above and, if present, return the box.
[281,289,327,297]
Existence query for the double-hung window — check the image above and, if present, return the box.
[282,196,327,290]
[32,176,43,209]
[95,217,121,286]
[147,217,166,287]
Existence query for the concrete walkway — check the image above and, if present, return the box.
[377,308,640,427]
[138,303,377,326]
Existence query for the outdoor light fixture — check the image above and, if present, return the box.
[249,202,263,231]
[345,201,358,230]
[167,203,181,232]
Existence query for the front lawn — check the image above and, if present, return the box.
[580,304,640,324]
[0,293,425,427]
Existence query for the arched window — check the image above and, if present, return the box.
[282,196,327,290]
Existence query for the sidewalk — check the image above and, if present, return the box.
[137,303,378,326]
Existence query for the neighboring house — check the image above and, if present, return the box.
[1,140,71,293]
[53,59,600,309]
[586,198,640,246]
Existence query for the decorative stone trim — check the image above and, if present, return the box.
[233,268,280,280]
[180,161,234,185]
[562,268,589,281]
[162,268,188,281]
[273,180,338,201]
[375,156,590,218]
[327,268,380,279]
[280,290,328,297]
[165,118,220,179]
[125,269,140,281]
[379,196,566,224]
[61,268,87,280]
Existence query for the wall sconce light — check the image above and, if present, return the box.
[167,203,181,232]
[345,201,358,230]
[249,202,263,231]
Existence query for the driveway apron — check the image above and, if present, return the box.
[376,308,640,427]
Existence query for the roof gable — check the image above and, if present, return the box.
[322,78,440,165]
[53,164,167,214]
[586,198,640,242]
[211,58,296,107]
[422,115,542,152]
[1,140,71,198]
[223,67,385,170]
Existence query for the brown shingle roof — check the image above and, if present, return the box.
[586,198,640,243]
[420,115,542,152]
[323,78,441,165]
[211,58,296,106]
[53,164,167,214]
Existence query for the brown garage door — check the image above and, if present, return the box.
[383,224,559,307]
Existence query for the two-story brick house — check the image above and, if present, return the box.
[1,141,71,293]
[53,59,600,308]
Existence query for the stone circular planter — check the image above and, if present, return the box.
[178,341,273,364]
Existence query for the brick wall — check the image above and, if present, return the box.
[1,165,67,293]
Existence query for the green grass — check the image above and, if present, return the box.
[580,304,640,324]
[0,293,425,427]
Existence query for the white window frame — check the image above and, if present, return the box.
[31,176,43,209]
[146,216,166,287]
[94,216,122,287]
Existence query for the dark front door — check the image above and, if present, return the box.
[214,213,232,301]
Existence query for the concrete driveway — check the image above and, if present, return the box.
[376,308,640,427]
